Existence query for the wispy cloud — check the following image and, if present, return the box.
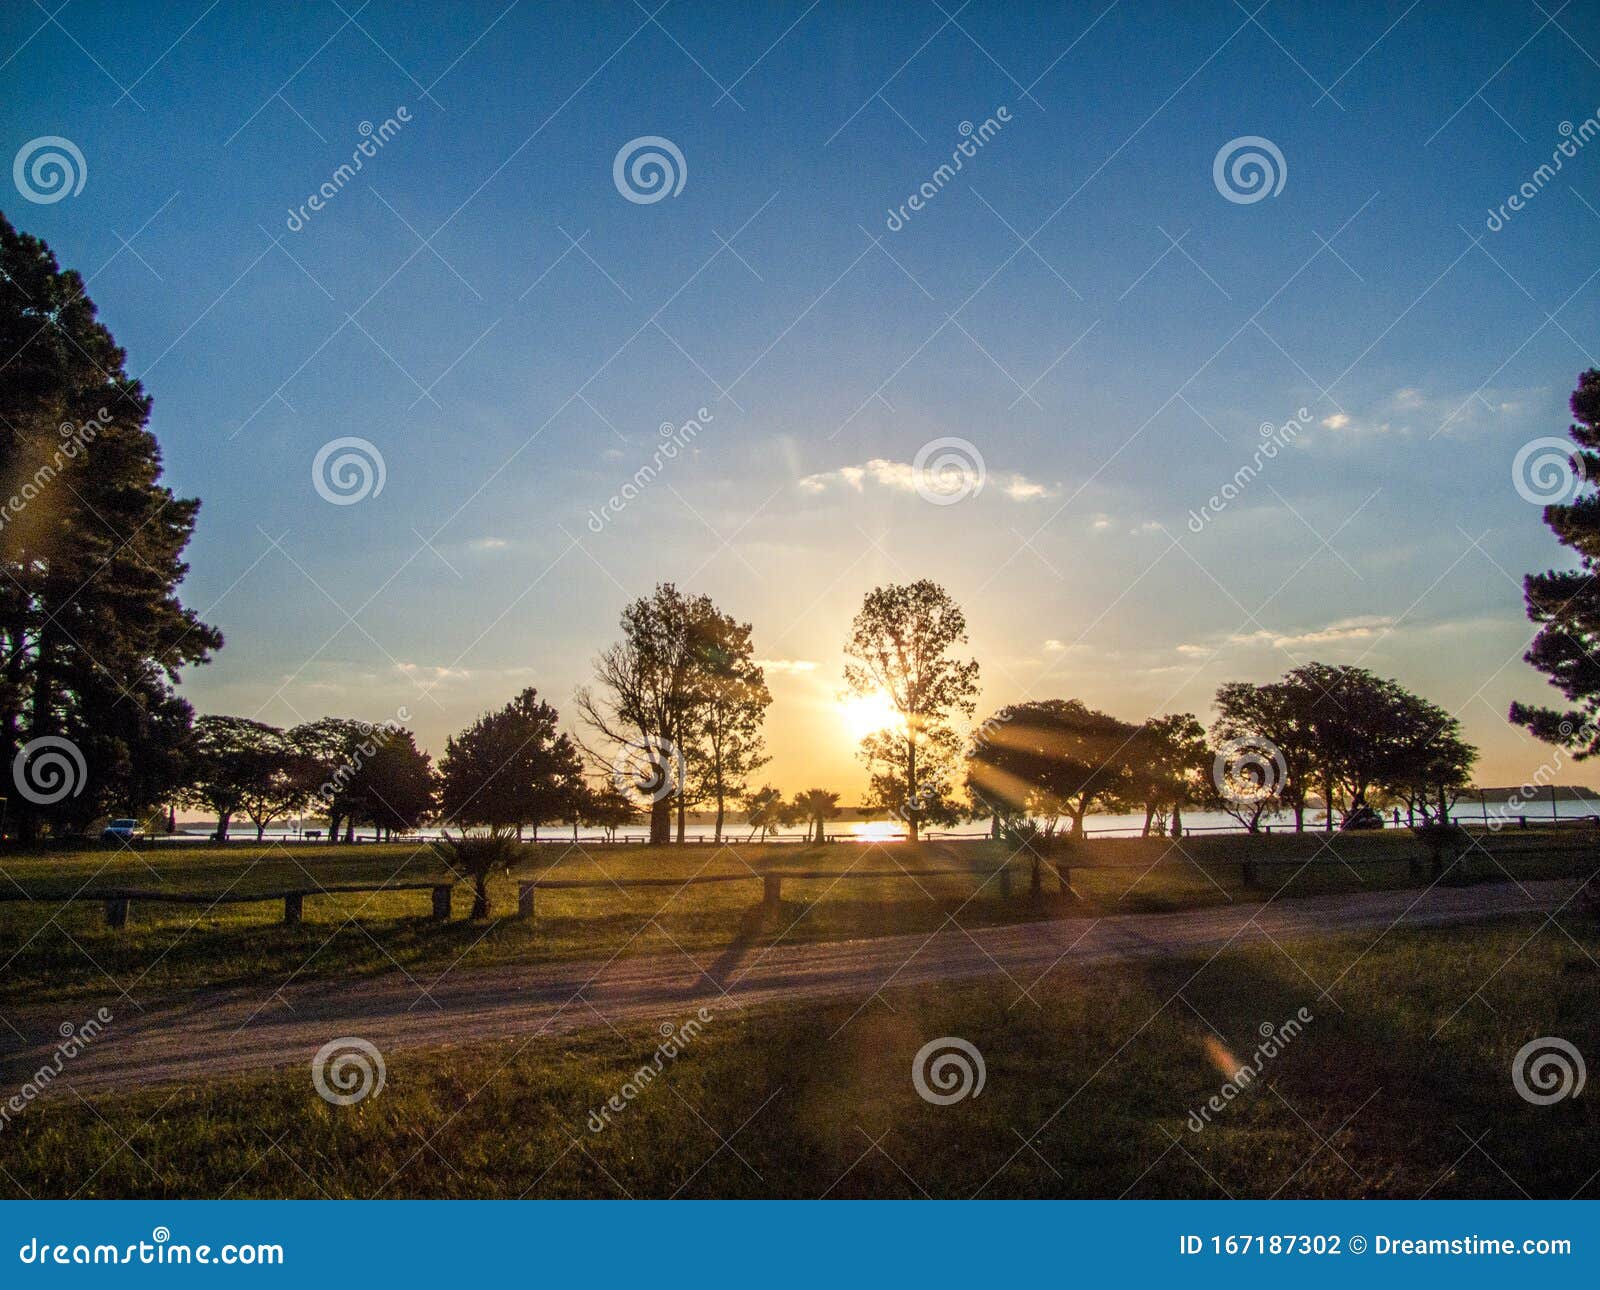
[799,457,1052,501]
[1228,615,1395,650]
[756,658,818,674]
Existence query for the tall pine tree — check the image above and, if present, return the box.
[1511,371,1600,755]
[1,213,221,837]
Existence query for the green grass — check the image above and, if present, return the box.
[3,915,1595,1198]
[0,830,1593,1008]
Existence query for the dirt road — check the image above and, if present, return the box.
[0,879,1572,1095]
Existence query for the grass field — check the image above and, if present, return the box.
[1,915,1594,1198]
[0,829,1594,1008]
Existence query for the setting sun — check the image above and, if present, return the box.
[839,690,904,741]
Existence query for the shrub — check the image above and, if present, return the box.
[434,830,522,919]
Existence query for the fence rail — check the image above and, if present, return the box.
[0,880,455,928]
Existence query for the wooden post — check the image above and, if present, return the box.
[104,897,129,929]
[763,874,782,909]
[997,865,1013,901]
[432,884,452,922]
[518,882,536,920]
[283,892,304,925]
[1053,862,1075,899]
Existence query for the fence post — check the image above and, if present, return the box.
[518,882,536,920]
[997,864,1013,901]
[763,874,782,909]
[283,892,304,925]
[1053,862,1075,899]
[104,897,129,929]
[431,884,452,922]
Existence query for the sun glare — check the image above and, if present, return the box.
[850,821,907,842]
[839,690,903,740]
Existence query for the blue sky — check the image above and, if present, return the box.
[6,0,1600,793]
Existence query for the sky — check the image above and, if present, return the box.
[5,0,1600,798]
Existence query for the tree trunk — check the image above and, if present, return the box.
[905,738,919,843]
[1323,774,1336,833]
[676,793,685,843]
[1292,800,1305,832]
[216,810,231,842]
[471,874,490,920]
[255,821,265,841]
[1171,804,1183,838]
[1141,803,1155,837]
[649,797,671,845]
[714,790,725,844]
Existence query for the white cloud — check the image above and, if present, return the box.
[800,457,1052,501]
[397,662,471,682]
[1043,639,1066,652]
[1228,615,1394,650]
[1321,413,1351,430]
[470,537,509,551]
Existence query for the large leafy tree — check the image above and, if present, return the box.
[293,717,388,843]
[439,688,583,835]
[0,214,221,838]
[181,716,293,841]
[578,584,760,844]
[1212,678,1319,830]
[1126,713,1209,836]
[351,728,436,838]
[1512,370,1600,754]
[843,580,979,842]
[966,699,1137,837]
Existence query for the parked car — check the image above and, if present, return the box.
[100,818,142,843]
[1339,806,1386,831]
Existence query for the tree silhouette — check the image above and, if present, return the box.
[966,699,1136,837]
[843,581,979,842]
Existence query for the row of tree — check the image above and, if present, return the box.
[965,665,1476,838]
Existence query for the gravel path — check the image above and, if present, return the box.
[0,879,1572,1095]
